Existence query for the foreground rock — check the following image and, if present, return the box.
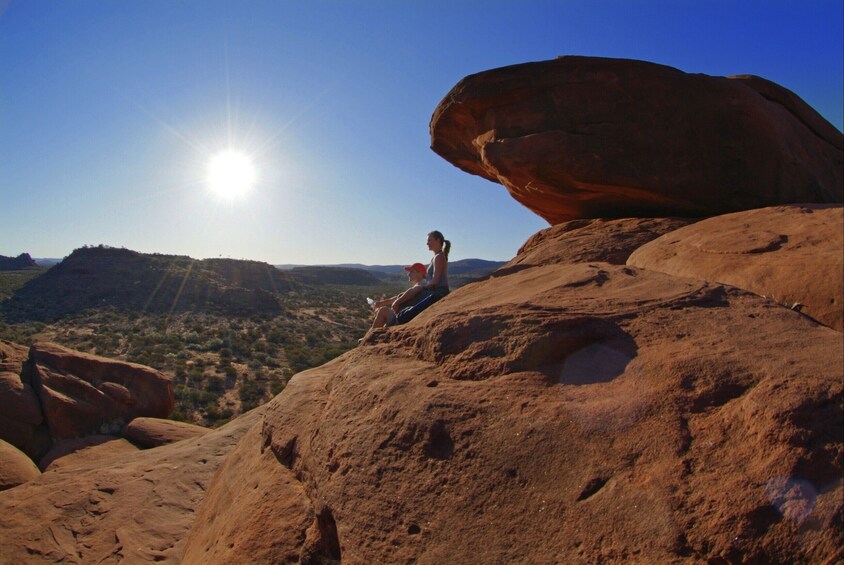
[0,409,263,563]
[184,218,842,563]
[430,56,843,224]
[629,204,844,332]
[499,216,694,273]
[38,435,139,471]
[0,364,45,458]
[0,439,40,491]
[123,417,211,448]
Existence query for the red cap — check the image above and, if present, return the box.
[404,262,426,275]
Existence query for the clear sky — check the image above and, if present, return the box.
[1,1,842,265]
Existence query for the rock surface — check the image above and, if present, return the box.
[38,435,138,471]
[499,216,694,274]
[0,214,841,562]
[629,204,844,332]
[0,439,40,491]
[27,342,174,440]
[430,56,843,224]
[0,367,45,457]
[0,409,262,563]
[123,417,211,448]
[183,218,842,563]
[181,423,314,564]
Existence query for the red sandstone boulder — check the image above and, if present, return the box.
[430,56,843,224]
[0,409,262,563]
[628,204,844,332]
[0,439,40,491]
[500,216,693,274]
[28,342,173,440]
[181,423,313,564]
[123,417,211,448]
[0,370,44,455]
[0,340,28,371]
[38,435,138,471]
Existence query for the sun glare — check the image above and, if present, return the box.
[207,150,256,199]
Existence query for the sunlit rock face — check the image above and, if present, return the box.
[629,204,844,332]
[184,214,842,563]
[430,56,843,224]
[0,341,176,464]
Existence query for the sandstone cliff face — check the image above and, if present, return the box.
[430,56,843,224]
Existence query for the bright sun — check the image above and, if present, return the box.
[207,150,256,199]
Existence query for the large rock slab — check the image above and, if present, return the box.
[499,216,693,275]
[0,408,263,563]
[27,342,174,440]
[0,370,45,456]
[123,417,211,448]
[628,204,844,332]
[187,240,841,563]
[0,340,29,371]
[38,435,139,471]
[430,56,843,224]
[181,423,314,564]
[0,439,40,491]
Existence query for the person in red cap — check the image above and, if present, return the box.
[369,262,429,328]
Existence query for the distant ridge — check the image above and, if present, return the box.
[277,258,506,277]
[2,246,298,322]
[0,253,38,271]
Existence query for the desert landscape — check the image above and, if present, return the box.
[0,56,841,563]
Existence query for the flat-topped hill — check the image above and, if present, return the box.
[1,246,297,322]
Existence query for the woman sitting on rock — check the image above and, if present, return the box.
[424,230,450,299]
[368,230,452,329]
[389,230,451,326]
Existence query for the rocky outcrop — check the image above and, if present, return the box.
[123,417,211,448]
[27,342,173,441]
[0,342,174,462]
[0,253,37,270]
[0,211,841,562]
[0,409,262,563]
[0,364,45,458]
[628,204,844,332]
[182,213,842,563]
[38,435,139,471]
[499,216,694,274]
[430,56,843,224]
[181,423,313,564]
[0,439,40,491]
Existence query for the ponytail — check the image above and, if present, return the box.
[443,239,451,258]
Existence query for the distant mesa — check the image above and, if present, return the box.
[1,246,506,323]
[288,265,384,286]
[430,55,843,224]
[0,253,38,271]
[1,245,297,322]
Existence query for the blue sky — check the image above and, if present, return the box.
[1,1,842,265]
